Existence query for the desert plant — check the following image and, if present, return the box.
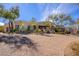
[34,29,42,33]
[70,42,79,55]
[64,41,79,56]
[77,30,79,34]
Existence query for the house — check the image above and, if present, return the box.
[0,22,5,32]
[3,21,54,33]
[4,21,31,32]
[66,24,78,34]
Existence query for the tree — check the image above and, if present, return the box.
[48,14,58,26]
[43,21,52,29]
[3,6,19,33]
[47,14,72,27]
[75,19,79,30]
[0,4,19,33]
[0,4,4,17]
[10,6,19,32]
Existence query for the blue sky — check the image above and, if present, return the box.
[0,3,79,24]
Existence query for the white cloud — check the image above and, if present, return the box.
[40,4,62,21]
[0,22,4,26]
[40,4,70,21]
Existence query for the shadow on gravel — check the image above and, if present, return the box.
[0,35,38,51]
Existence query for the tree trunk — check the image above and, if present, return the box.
[8,20,14,33]
[9,20,11,33]
[10,20,14,33]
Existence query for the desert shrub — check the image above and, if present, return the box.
[54,28,60,32]
[46,30,50,34]
[26,26,30,31]
[0,26,4,32]
[54,27,71,34]
[12,28,19,33]
[34,29,42,33]
[54,27,65,34]
[77,30,79,34]
[65,30,70,34]
[63,29,71,34]
[26,26,32,33]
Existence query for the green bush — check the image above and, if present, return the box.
[64,30,71,34]
[54,28,63,33]
[54,28,60,32]
[54,27,71,34]
[34,29,42,33]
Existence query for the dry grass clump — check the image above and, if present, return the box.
[70,41,79,56]
[64,41,79,56]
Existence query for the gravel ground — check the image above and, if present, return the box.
[0,33,79,56]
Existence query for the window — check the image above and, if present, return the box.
[15,25,19,29]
